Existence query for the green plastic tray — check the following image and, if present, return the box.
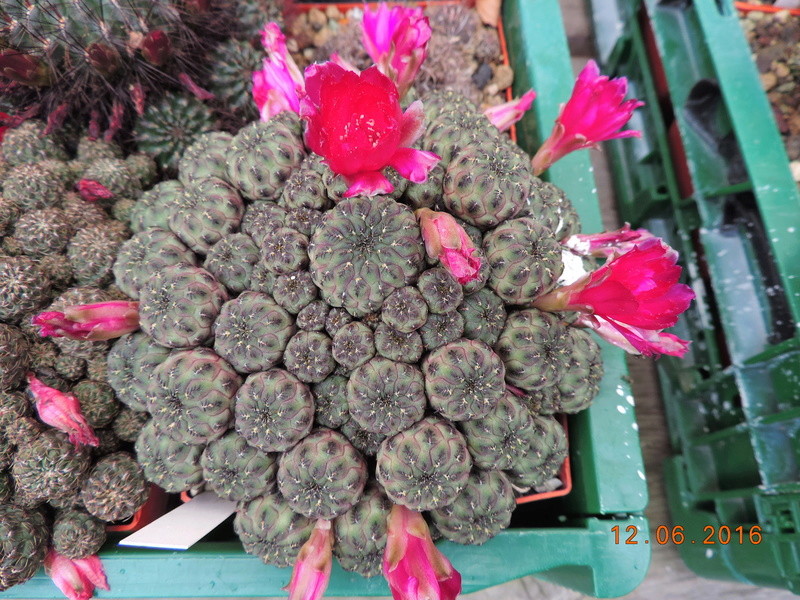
[3,1,650,597]
[589,0,800,592]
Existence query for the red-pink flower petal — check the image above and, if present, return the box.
[383,504,461,600]
[77,179,114,202]
[284,519,333,600]
[578,315,691,357]
[329,53,359,73]
[72,556,109,591]
[483,89,537,132]
[564,223,656,258]
[388,147,440,184]
[32,301,140,341]
[45,550,109,600]
[531,60,643,175]
[397,101,425,148]
[28,373,99,447]
[343,171,394,198]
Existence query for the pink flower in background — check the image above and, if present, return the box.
[77,179,115,202]
[483,90,536,132]
[361,4,431,98]
[28,374,99,447]
[285,519,333,600]
[534,238,694,357]
[416,208,481,285]
[531,60,643,175]
[301,62,439,197]
[563,223,656,259]
[32,301,140,341]
[252,22,305,121]
[383,504,461,600]
[45,550,109,600]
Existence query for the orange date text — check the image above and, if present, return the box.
[611,525,763,545]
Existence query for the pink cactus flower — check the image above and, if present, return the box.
[45,550,109,600]
[531,60,643,175]
[563,223,656,259]
[383,504,461,600]
[77,179,114,202]
[32,301,140,341]
[483,89,536,132]
[252,22,305,121]
[534,237,694,357]
[300,62,439,197]
[284,519,333,600]
[361,3,432,98]
[416,208,481,284]
[28,373,99,447]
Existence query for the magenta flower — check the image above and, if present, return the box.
[45,550,109,600]
[563,223,656,259]
[361,4,432,98]
[383,504,461,600]
[284,519,333,600]
[28,373,99,447]
[252,22,305,121]
[534,238,694,357]
[416,208,481,285]
[300,62,439,197]
[32,301,140,341]
[483,90,536,132]
[531,60,643,175]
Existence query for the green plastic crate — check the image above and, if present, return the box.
[3,1,651,597]
[589,0,800,592]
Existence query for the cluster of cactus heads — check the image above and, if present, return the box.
[107,84,601,582]
[0,119,158,591]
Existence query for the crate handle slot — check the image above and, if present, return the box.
[721,195,796,345]
[684,79,747,186]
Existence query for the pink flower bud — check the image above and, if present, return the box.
[140,30,172,66]
[0,50,52,87]
[416,208,481,284]
[77,180,114,202]
[361,4,432,98]
[483,89,536,132]
[85,43,120,77]
[300,62,439,197]
[178,73,215,101]
[534,238,694,357]
[45,549,109,600]
[531,60,643,175]
[383,504,461,600]
[32,301,140,341]
[28,374,99,447]
[284,519,333,600]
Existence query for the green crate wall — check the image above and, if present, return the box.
[588,0,800,592]
[4,1,651,598]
